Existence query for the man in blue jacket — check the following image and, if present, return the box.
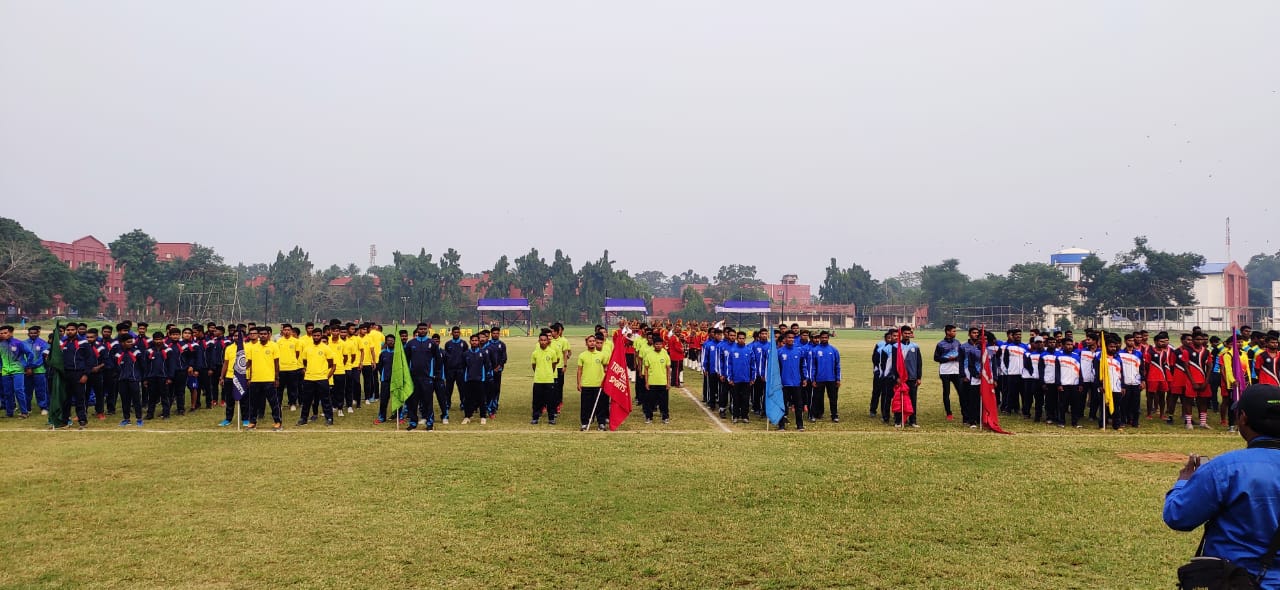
[724,331,754,424]
[403,323,439,431]
[460,334,491,424]
[1164,384,1280,588]
[484,326,507,417]
[441,326,467,425]
[701,328,722,408]
[777,331,806,431]
[809,331,843,423]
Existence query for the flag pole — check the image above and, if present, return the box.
[587,388,604,432]
[236,401,240,432]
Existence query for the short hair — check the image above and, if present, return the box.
[945,324,957,331]
[451,325,461,332]
[0,325,13,332]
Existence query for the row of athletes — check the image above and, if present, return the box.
[924,326,1279,432]
[38,320,511,430]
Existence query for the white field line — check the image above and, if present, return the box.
[678,385,732,433]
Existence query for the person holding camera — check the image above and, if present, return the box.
[1164,384,1280,589]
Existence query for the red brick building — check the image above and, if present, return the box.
[40,235,193,315]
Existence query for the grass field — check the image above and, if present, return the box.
[0,326,1245,588]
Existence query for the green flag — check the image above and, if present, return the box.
[47,322,66,428]
[387,336,413,417]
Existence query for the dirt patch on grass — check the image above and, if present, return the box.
[1119,452,1188,463]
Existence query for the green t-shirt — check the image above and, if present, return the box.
[531,346,559,384]
[577,350,607,388]
[645,349,671,387]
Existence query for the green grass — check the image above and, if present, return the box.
[0,327,1245,588]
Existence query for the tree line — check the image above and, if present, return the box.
[3,217,1260,326]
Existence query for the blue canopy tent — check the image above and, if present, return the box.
[477,298,532,336]
[604,297,649,326]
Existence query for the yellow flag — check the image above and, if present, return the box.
[1099,334,1115,413]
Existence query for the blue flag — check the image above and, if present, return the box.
[230,332,248,401]
[765,327,785,426]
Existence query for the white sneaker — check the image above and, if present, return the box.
[40,409,48,416]
[442,418,449,425]
[462,417,471,425]
[290,405,297,412]
[480,417,487,425]
[347,406,354,413]
[337,410,345,417]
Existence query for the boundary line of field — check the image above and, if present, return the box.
[0,427,1239,439]
[677,385,732,433]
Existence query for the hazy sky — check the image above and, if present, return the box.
[3,1,1277,286]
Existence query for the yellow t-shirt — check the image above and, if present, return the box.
[248,341,279,383]
[277,336,302,372]
[223,345,237,379]
[363,333,379,366]
[553,336,571,369]
[343,338,360,371]
[330,337,346,375]
[577,350,607,388]
[531,345,559,384]
[302,342,335,382]
[644,349,671,387]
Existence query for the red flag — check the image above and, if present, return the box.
[603,333,633,431]
[890,328,914,419]
[979,328,1011,435]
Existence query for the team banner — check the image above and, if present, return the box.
[603,333,632,431]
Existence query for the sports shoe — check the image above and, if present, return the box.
[946,414,955,421]
[869,412,877,418]
[743,418,750,424]
[296,419,308,426]
[480,417,487,425]
[406,423,418,431]
[442,418,449,425]
[347,406,355,414]
[218,419,231,427]
[832,417,840,423]
[242,420,250,427]
[580,424,589,431]
[272,422,282,431]
[290,405,297,412]
[97,413,105,421]
[910,424,920,429]
[797,426,806,431]
[548,417,557,425]
[119,419,130,427]
[247,423,257,430]
[462,417,471,425]
[894,424,902,429]
[1185,423,1194,430]
[325,419,333,426]
[598,424,607,431]
[662,418,670,424]
[426,424,434,431]
[136,419,143,427]
[374,418,384,425]
[1200,423,1212,430]
[970,424,978,429]
[40,409,48,416]
[718,409,727,419]
[337,410,344,417]
[530,419,539,425]
[645,418,653,424]
[1220,419,1228,427]
[1229,425,1238,433]
[18,413,27,419]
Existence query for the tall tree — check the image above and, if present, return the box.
[267,246,314,322]
[513,248,550,311]
[670,285,713,322]
[437,248,466,321]
[484,255,516,299]
[1075,237,1205,319]
[1245,251,1280,307]
[818,258,882,306]
[1001,262,1075,311]
[706,264,766,302]
[108,229,161,314]
[391,249,441,322]
[670,269,710,299]
[546,250,578,321]
[633,271,670,297]
[64,264,108,315]
[0,218,77,312]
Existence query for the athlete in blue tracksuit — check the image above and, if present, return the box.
[724,333,754,423]
[777,332,806,430]
[701,329,723,407]
[376,336,395,422]
[441,327,468,422]
[403,324,439,431]
[461,335,491,421]
[484,328,507,417]
[808,331,842,422]
[25,327,50,413]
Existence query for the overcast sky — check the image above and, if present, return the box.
[3,1,1277,285]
